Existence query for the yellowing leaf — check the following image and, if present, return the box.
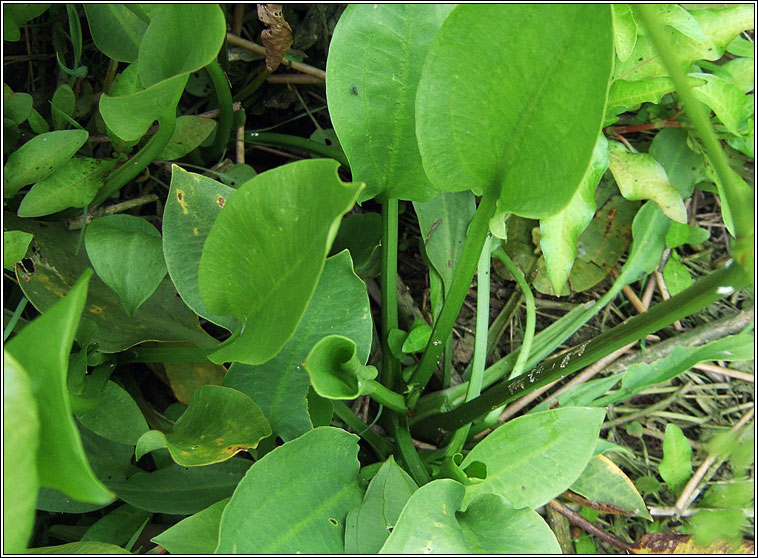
[608,141,687,223]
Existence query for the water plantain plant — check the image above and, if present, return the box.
[3,4,754,554]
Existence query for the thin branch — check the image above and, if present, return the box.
[226,32,326,80]
[547,499,633,552]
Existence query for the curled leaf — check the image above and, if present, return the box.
[257,4,293,72]
[304,335,377,400]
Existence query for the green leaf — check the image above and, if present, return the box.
[135,385,271,467]
[75,380,148,446]
[380,480,561,554]
[606,76,704,121]
[416,5,613,218]
[608,141,687,223]
[108,459,250,515]
[612,4,637,61]
[4,90,33,125]
[649,128,705,199]
[6,214,213,353]
[722,57,754,93]
[663,251,693,295]
[540,134,608,294]
[85,215,167,316]
[3,129,88,197]
[659,424,693,494]
[6,270,112,504]
[151,498,229,554]
[26,542,130,554]
[648,4,705,42]
[17,157,115,217]
[304,335,377,400]
[37,424,137,514]
[345,456,417,554]
[615,201,672,286]
[690,72,752,135]
[217,427,362,554]
[460,407,606,509]
[81,504,151,546]
[27,107,49,134]
[83,4,147,63]
[571,454,651,520]
[2,4,49,42]
[701,481,754,509]
[164,358,226,405]
[157,115,216,160]
[162,166,237,331]
[329,212,382,277]
[2,351,39,554]
[402,320,433,354]
[199,158,362,365]
[99,73,186,142]
[413,190,476,293]
[51,83,76,130]
[326,4,453,202]
[613,5,754,82]
[136,5,226,89]
[687,226,710,245]
[3,230,33,268]
[224,251,372,441]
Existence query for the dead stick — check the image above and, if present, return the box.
[547,499,633,552]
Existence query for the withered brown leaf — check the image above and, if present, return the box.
[257,4,293,72]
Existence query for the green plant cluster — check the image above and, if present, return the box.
[2,4,754,554]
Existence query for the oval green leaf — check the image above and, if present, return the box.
[83,4,148,63]
[99,73,186,142]
[345,456,417,554]
[75,380,149,446]
[416,5,614,218]
[380,479,560,554]
[108,459,251,515]
[135,385,271,467]
[163,165,237,331]
[199,158,362,365]
[3,351,39,553]
[3,230,33,268]
[157,115,217,161]
[326,4,454,202]
[6,270,113,504]
[17,157,116,217]
[461,407,606,509]
[151,497,229,555]
[136,5,226,88]
[571,454,651,520]
[217,427,362,553]
[3,129,88,197]
[85,214,167,316]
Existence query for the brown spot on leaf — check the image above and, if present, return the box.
[176,189,189,215]
[193,227,199,235]
[216,195,226,208]
[89,305,103,313]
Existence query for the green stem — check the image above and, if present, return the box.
[332,401,391,460]
[381,198,400,391]
[203,60,234,164]
[408,189,500,396]
[413,260,750,438]
[363,380,406,414]
[244,132,350,168]
[391,415,430,485]
[495,249,536,379]
[633,5,754,268]
[446,233,492,455]
[91,113,177,208]
[116,346,215,364]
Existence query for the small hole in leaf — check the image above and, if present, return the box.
[324,138,332,146]
[328,518,339,526]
